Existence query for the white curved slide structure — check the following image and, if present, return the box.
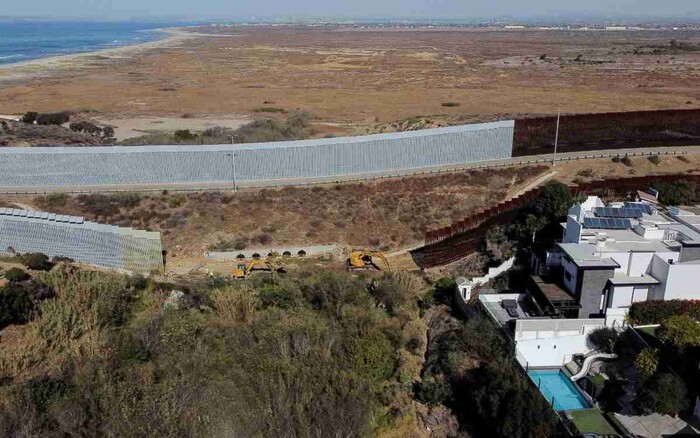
[570,353,617,382]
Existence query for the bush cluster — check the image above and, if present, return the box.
[19,253,53,271]
[654,180,699,205]
[34,112,70,126]
[0,268,430,437]
[629,299,700,325]
[69,121,114,139]
[120,112,313,146]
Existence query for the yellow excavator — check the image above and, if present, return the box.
[346,250,390,272]
[232,258,285,279]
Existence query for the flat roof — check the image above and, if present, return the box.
[558,243,621,268]
[608,274,660,286]
[479,293,533,326]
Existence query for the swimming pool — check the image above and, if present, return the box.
[528,369,590,411]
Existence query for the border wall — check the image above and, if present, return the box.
[1,109,699,190]
[512,108,700,157]
[419,173,700,268]
[0,208,163,274]
[0,121,514,189]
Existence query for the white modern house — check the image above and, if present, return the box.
[533,194,700,319]
[476,190,700,367]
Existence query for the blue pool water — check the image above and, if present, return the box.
[528,369,590,411]
[0,21,196,65]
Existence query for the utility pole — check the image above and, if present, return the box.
[226,152,237,191]
[553,110,560,166]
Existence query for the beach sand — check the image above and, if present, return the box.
[0,28,204,82]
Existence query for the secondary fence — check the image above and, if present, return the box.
[419,173,700,268]
[512,108,700,157]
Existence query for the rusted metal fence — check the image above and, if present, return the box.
[513,108,700,157]
[420,173,700,268]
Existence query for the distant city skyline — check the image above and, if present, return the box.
[3,0,700,21]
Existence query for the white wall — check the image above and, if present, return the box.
[648,255,698,301]
[514,318,604,341]
[608,285,651,308]
[664,263,699,300]
[605,307,629,329]
[649,255,671,300]
[564,216,583,244]
[610,285,634,308]
[516,334,594,367]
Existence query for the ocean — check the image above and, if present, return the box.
[0,21,186,65]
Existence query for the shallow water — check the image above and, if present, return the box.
[0,21,185,65]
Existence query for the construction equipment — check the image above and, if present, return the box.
[232,258,285,279]
[346,250,390,272]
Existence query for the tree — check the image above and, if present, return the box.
[0,283,33,329]
[20,253,52,271]
[635,348,660,379]
[484,225,514,262]
[102,126,115,139]
[588,327,619,353]
[36,112,70,126]
[463,359,559,437]
[4,268,30,283]
[174,129,196,141]
[637,373,687,416]
[532,181,576,221]
[415,378,450,406]
[21,112,38,124]
[658,315,700,350]
[655,181,698,206]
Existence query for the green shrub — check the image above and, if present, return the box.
[174,129,196,141]
[168,194,186,208]
[629,299,700,325]
[635,348,660,379]
[654,181,698,205]
[658,314,700,349]
[588,327,619,353]
[43,193,69,208]
[4,268,30,282]
[20,253,52,271]
[648,155,661,165]
[253,107,288,113]
[637,373,688,415]
[36,112,70,126]
[0,283,33,328]
[621,156,633,166]
[415,378,451,406]
[21,111,38,124]
[349,332,395,381]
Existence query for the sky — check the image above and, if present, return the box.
[3,0,700,21]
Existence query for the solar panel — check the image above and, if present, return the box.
[595,207,643,218]
[625,202,654,215]
[584,217,632,229]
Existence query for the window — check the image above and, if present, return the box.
[565,271,572,281]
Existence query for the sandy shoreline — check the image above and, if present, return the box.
[0,27,197,81]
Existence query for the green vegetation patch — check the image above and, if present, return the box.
[570,409,618,435]
[589,373,605,387]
